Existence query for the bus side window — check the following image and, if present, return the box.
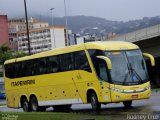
[39,60,46,74]
[88,49,108,81]
[46,56,59,73]
[24,61,34,76]
[19,61,26,77]
[32,60,40,75]
[14,62,22,78]
[5,64,15,78]
[60,53,74,72]
[74,51,91,72]
[97,59,108,82]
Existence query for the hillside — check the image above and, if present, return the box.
[34,15,160,35]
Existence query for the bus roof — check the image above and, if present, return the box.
[85,41,138,50]
[4,41,139,64]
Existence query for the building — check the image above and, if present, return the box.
[17,26,66,54]
[8,18,49,51]
[8,18,34,31]
[8,18,66,54]
[0,15,9,46]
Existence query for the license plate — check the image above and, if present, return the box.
[131,94,138,99]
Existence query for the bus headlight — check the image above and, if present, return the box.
[144,85,150,90]
[110,87,124,93]
[114,88,124,93]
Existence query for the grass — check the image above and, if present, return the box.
[0,112,126,120]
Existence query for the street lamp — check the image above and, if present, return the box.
[64,0,69,46]
[24,0,31,55]
[50,8,56,48]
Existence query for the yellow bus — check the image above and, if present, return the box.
[4,41,155,112]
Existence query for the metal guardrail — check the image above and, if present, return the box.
[109,24,160,42]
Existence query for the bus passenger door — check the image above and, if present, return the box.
[96,59,112,103]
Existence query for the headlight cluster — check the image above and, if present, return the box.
[144,85,150,90]
[110,85,150,93]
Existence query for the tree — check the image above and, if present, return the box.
[0,45,10,53]
[0,45,27,65]
[0,45,27,77]
[0,46,13,65]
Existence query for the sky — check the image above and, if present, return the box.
[0,0,160,21]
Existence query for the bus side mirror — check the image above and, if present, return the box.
[96,56,112,70]
[143,53,155,66]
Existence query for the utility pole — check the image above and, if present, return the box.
[24,0,31,55]
[50,8,56,48]
[64,0,69,46]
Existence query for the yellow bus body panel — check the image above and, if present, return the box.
[4,41,151,108]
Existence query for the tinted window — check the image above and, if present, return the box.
[97,59,108,81]
[88,49,104,60]
[5,50,91,78]
[26,60,35,76]
[60,53,74,72]
[5,64,15,78]
[38,58,47,74]
[46,56,59,73]
[88,49,104,71]
[32,60,41,75]
[15,62,23,77]
[74,51,91,72]
[88,49,108,81]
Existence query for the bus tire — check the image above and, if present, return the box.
[30,96,39,112]
[123,100,132,108]
[22,97,31,112]
[90,92,101,111]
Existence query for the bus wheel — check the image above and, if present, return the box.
[123,100,132,108]
[90,92,101,111]
[30,96,39,112]
[22,97,30,112]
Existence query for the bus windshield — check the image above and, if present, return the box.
[105,50,148,85]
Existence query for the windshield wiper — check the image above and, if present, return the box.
[122,64,130,85]
[123,63,143,85]
[128,63,143,84]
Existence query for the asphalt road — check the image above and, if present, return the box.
[0,91,160,115]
